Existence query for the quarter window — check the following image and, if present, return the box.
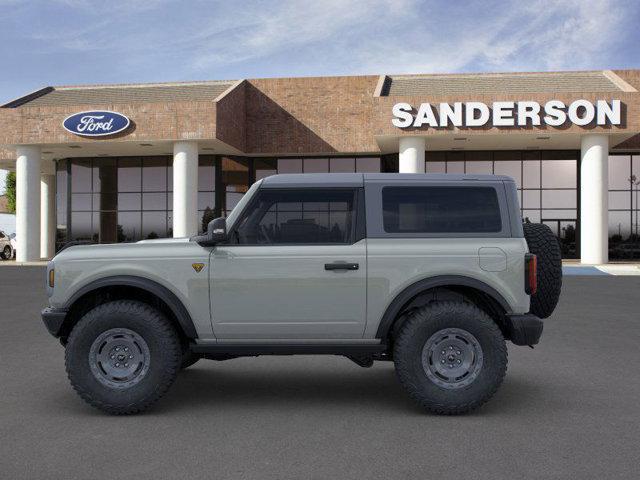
[382,186,502,234]
[234,189,356,245]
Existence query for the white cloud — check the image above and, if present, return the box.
[4,0,637,92]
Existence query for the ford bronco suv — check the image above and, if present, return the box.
[42,173,562,415]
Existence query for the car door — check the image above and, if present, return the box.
[210,187,367,339]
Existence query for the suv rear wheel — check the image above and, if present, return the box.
[65,300,181,414]
[394,301,507,415]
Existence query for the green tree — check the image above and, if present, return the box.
[201,206,216,233]
[5,171,16,213]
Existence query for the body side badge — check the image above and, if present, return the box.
[192,263,205,273]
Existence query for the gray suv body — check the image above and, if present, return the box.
[42,173,561,415]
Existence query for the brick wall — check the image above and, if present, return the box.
[0,71,639,157]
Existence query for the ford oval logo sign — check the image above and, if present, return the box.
[63,110,130,137]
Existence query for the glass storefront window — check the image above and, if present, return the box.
[608,154,640,259]
[447,161,464,174]
[142,193,167,211]
[609,155,631,190]
[278,158,302,173]
[609,191,631,210]
[71,159,92,193]
[255,158,277,180]
[330,157,355,173]
[493,161,521,186]
[541,160,576,188]
[465,161,493,174]
[55,160,68,250]
[304,158,328,173]
[356,157,380,173]
[142,211,167,239]
[522,190,540,209]
[522,160,541,188]
[118,193,141,211]
[117,158,141,192]
[143,157,167,192]
[221,157,249,216]
[541,190,577,209]
[425,161,446,173]
[118,211,141,242]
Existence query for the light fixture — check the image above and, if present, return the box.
[140,143,153,147]
[536,136,550,140]
[97,154,109,157]
[452,147,465,151]
[68,145,81,149]
[454,137,467,141]
[42,151,53,154]
[202,147,215,151]
[526,146,540,150]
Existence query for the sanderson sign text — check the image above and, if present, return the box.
[391,99,622,128]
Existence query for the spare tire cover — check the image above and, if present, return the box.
[523,223,563,319]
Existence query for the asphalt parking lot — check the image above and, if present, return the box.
[1,267,639,479]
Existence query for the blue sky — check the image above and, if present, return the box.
[1,0,639,192]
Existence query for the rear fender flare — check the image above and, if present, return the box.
[375,275,511,340]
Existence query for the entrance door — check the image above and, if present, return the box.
[210,187,367,339]
[541,218,578,259]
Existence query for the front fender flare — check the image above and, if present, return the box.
[64,275,198,339]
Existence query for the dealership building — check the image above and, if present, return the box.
[1,69,639,263]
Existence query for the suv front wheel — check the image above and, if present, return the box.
[65,300,181,414]
[394,301,507,415]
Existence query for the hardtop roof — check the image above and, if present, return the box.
[260,173,514,188]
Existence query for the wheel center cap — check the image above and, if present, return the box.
[117,354,126,362]
[447,354,456,362]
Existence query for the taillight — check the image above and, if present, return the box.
[525,253,537,295]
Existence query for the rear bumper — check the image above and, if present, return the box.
[505,314,543,346]
[41,307,68,338]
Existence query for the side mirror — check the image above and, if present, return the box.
[208,217,227,244]
[193,217,227,246]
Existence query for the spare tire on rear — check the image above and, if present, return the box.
[523,222,562,319]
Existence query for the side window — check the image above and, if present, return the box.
[234,189,356,245]
[382,186,502,233]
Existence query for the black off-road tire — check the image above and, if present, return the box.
[65,300,181,415]
[523,222,562,319]
[394,302,508,415]
[1,245,11,260]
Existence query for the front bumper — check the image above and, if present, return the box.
[505,314,543,346]
[41,307,68,338]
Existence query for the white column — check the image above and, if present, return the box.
[15,145,41,262]
[172,141,199,237]
[580,134,609,264]
[399,137,426,173]
[40,173,56,259]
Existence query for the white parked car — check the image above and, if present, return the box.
[0,230,14,260]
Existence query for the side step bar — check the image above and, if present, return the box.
[191,342,388,356]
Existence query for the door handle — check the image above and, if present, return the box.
[324,262,359,271]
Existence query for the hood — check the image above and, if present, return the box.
[53,237,199,262]
[136,237,191,244]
